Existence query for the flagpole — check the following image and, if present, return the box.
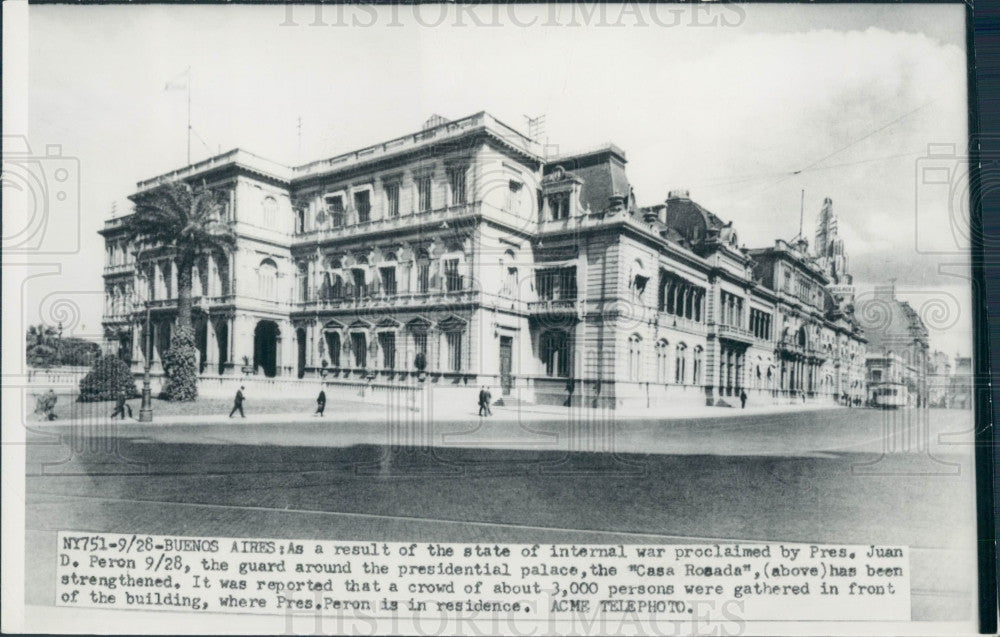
[186,67,192,165]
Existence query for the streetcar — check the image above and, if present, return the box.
[870,383,908,409]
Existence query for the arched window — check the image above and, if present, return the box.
[655,339,670,383]
[675,342,687,384]
[258,258,278,298]
[262,196,278,229]
[692,346,703,385]
[627,334,642,381]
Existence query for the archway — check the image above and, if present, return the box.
[254,320,280,377]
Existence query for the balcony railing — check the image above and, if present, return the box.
[293,112,540,179]
[714,323,754,343]
[295,289,479,312]
[103,263,135,275]
[527,299,579,315]
[294,202,481,244]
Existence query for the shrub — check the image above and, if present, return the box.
[59,337,102,367]
[78,354,139,402]
[161,327,199,401]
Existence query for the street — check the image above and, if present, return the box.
[23,407,979,620]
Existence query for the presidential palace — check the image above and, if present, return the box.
[100,112,869,408]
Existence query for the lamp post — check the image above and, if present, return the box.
[138,298,154,422]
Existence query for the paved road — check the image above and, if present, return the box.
[23,408,980,621]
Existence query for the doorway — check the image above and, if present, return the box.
[499,336,513,395]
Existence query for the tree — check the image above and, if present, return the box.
[126,181,236,400]
[78,354,139,402]
[26,324,59,367]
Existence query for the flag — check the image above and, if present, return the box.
[164,68,190,91]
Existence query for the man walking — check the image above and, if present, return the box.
[229,385,246,418]
[314,388,327,417]
[739,389,748,409]
[478,386,492,417]
[110,390,133,420]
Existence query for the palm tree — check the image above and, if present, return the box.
[26,324,59,367]
[126,181,236,334]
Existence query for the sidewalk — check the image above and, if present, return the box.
[31,397,846,427]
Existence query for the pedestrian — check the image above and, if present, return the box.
[739,389,747,409]
[478,386,492,417]
[110,390,133,420]
[229,385,246,418]
[314,388,326,417]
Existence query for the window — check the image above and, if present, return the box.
[351,333,367,368]
[541,331,570,378]
[379,332,396,369]
[675,343,687,384]
[750,309,772,340]
[257,259,277,298]
[325,195,345,227]
[327,332,342,367]
[783,270,792,293]
[448,167,466,205]
[380,267,397,296]
[693,346,703,385]
[295,208,306,234]
[413,332,428,357]
[504,267,519,297]
[549,193,569,220]
[262,196,278,229]
[444,258,462,292]
[351,269,366,299]
[297,263,309,302]
[385,183,400,218]
[446,332,463,372]
[536,267,577,301]
[655,340,670,383]
[506,180,523,213]
[417,176,432,212]
[417,262,430,293]
[354,190,371,224]
[627,334,642,381]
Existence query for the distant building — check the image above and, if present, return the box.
[100,112,868,408]
[948,355,973,409]
[856,283,930,407]
[927,350,952,408]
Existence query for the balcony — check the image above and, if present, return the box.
[103,263,135,276]
[714,323,754,345]
[294,202,481,245]
[295,289,479,314]
[528,299,579,317]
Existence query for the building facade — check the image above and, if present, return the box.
[101,112,867,408]
[855,283,931,407]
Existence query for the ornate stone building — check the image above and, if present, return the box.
[101,112,867,408]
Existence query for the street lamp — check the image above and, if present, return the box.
[138,297,154,422]
[131,256,155,422]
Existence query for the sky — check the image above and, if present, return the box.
[22,3,973,357]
